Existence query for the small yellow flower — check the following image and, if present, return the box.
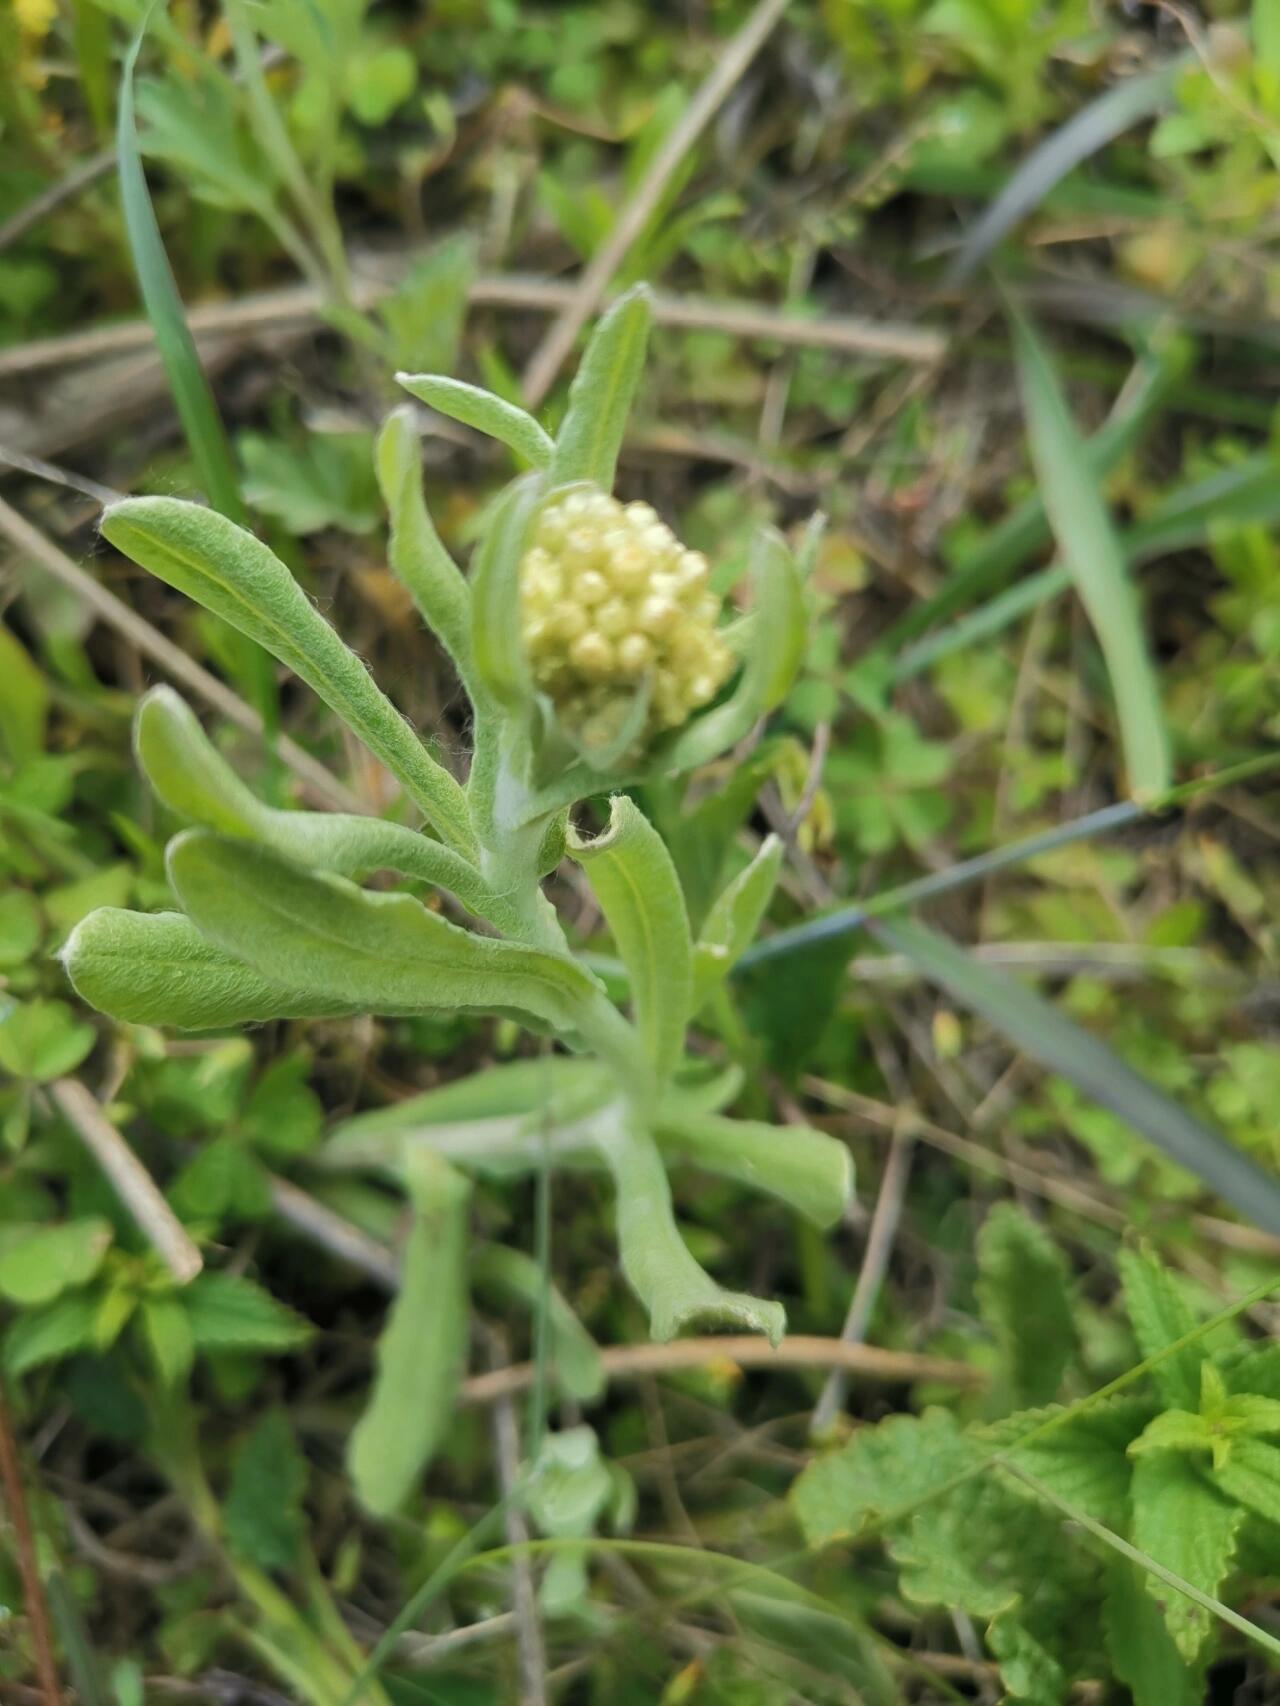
[520,489,733,753]
[15,0,57,39]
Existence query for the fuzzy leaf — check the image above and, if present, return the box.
[469,474,543,712]
[397,375,554,468]
[976,1204,1076,1408]
[1214,1437,1280,1526]
[1104,1559,1205,1706]
[348,1149,471,1514]
[691,835,783,1010]
[63,907,362,1030]
[1130,1452,1242,1660]
[551,284,651,490]
[655,1108,852,1228]
[992,1398,1152,1531]
[569,795,692,1086]
[166,832,600,1036]
[181,1271,311,1353]
[374,407,472,671]
[99,498,475,856]
[1118,1244,1202,1412]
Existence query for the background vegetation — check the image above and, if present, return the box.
[2,0,1280,1701]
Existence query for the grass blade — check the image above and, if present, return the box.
[1013,309,1170,800]
[117,8,244,522]
[874,915,1280,1238]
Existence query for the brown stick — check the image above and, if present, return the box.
[0,1384,63,1705]
[459,1334,979,1408]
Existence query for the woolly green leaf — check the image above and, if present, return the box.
[473,1245,604,1403]
[374,406,472,671]
[1130,1452,1241,1660]
[166,831,600,1036]
[224,1410,308,1571]
[349,1149,471,1514]
[1013,309,1169,801]
[99,498,476,856]
[469,473,543,712]
[691,835,783,1010]
[1118,1244,1202,1412]
[976,1203,1076,1409]
[182,1271,311,1353]
[551,284,651,490]
[594,1114,784,1345]
[0,1220,113,1307]
[397,374,554,468]
[134,687,503,926]
[63,907,362,1030]
[655,1108,852,1229]
[1104,1560,1205,1706]
[569,794,692,1086]
[4,1291,101,1376]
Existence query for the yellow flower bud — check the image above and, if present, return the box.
[519,488,734,753]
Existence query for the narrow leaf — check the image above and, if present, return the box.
[348,1149,470,1513]
[374,407,473,671]
[469,474,543,712]
[397,375,554,468]
[551,284,651,490]
[473,1244,604,1402]
[656,1108,852,1228]
[1013,310,1170,800]
[876,916,1280,1238]
[568,795,692,1085]
[1118,1245,1202,1412]
[692,835,783,1009]
[976,1204,1076,1408]
[100,498,476,856]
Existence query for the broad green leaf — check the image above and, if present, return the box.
[1013,310,1169,801]
[473,1244,604,1402]
[1214,1437,1280,1526]
[468,474,543,712]
[239,430,380,536]
[1104,1560,1205,1706]
[568,795,692,1085]
[396,375,554,468]
[0,1219,113,1306]
[1128,1409,1214,1457]
[139,1295,195,1388]
[374,407,473,672]
[0,997,95,1082]
[691,835,783,1010]
[991,1397,1153,1530]
[63,908,363,1030]
[99,498,476,857]
[1130,1452,1241,1660]
[0,890,41,969]
[792,1408,978,1547]
[166,832,602,1040]
[224,1410,308,1570]
[349,1149,471,1514]
[551,284,651,490]
[134,687,503,926]
[655,1109,852,1229]
[182,1270,311,1352]
[0,620,48,765]
[1118,1244,1202,1412]
[976,1203,1076,1409]
[875,917,1280,1238]
[986,1613,1065,1706]
[593,1113,784,1344]
[4,1290,100,1375]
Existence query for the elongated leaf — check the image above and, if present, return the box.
[569,795,691,1084]
[1118,1245,1201,1412]
[1130,1453,1242,1660]
[876,917,1280,1236]
[135,687,504,926]
[349,1149,471,1514]
[182,1271,311,1352]
[692,836,783,1009]
[473,1244,604,1401]
[656,1108,852,1228]
[1013,312,1169,800]
[118,10,244,521]
[62,907,361,1029]
[100,499,476,856]
[166,831,599,1036]
[1104,1560,1205,1706]
[976,1203,1075,1408]
[397,375,554,468]
[469,474,543,712]
[374,408,473,671]
[594,1112,784,1344]
[551,284,651,490]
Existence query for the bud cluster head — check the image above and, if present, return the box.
[519,489,734,752]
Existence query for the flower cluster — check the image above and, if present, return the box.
[519,489,733,752]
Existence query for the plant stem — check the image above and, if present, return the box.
[0,1384,63,1705]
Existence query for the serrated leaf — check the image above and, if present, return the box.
[1214,1437,1280,1526]
[976,1203,1075,1408]
[166,832,601,1039]
[224,1410,308,1570]
[99,498,475,856]
[182,1271,311,1353]
[374,407,472,672]
[989,1397,1152,1530]
[0,1219,113,1306]
[792,1408,978,1547]
[551,284,651,490]
[348,1149,471,1514]
[4,1291,101,1375]
[397,375,554,468]
[239,430,380,536]
[1130,1451,1242,1660]
[63,907,363,1030]
[1128,1408,1214,1457]
[986,1612,1065,1706]
[568,795,691,1085]
[691,836,783,1010]
[1104,1559,1205,1706]
[1118,1244,1201,1411]
[655,1108,852,1228]
[139,1295,195,1388]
